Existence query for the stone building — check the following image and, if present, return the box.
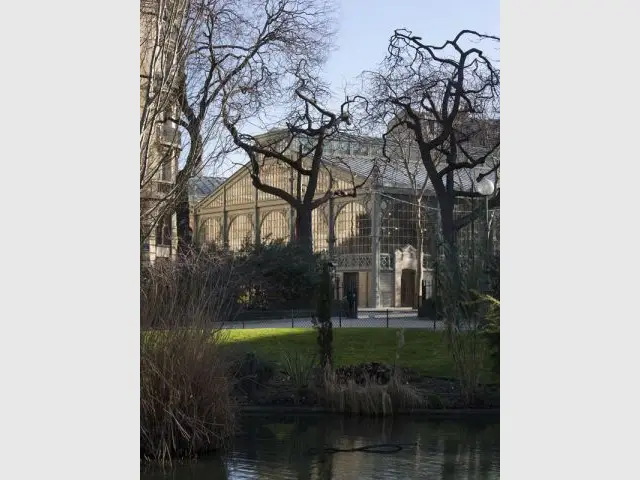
[139,0,184,264]
[193,129,499,308]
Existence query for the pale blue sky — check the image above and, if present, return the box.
[325,0,500,102]
[214,0,500,176]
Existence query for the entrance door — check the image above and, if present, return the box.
[400,269,416,307]
[343,272,359,303]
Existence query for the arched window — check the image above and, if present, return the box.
[228,214,253,251]
[201,217,222,245]
[155,213,172,247]
[334,202,371,254]
[260,211,289,243]
[312,209,329,253]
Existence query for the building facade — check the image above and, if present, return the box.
[139,0,184,264]
[194,131,500,308]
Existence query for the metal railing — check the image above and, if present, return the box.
[225,308,444,330]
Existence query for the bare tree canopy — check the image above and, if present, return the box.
[140,0,338,251]
[222,67,374,253]
[364,29,500,249]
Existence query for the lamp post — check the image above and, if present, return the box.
[475,178,495,293]
[475,177,495,230]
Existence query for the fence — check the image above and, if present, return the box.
[225,308,446,330]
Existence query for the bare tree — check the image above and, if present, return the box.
[140,0,201,253]
[366,29,500,268]
[140,0,338,254]
[222,72,373,254]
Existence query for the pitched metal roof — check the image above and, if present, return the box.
[187,176,225,204]
[326,146,500,195]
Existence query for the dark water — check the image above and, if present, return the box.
[142,413,499,479]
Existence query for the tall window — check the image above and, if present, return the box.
[334,202,371,255]
[380,195,423,254]
[260,211,289,243]
[228,214,253,251]
[312,209,329,253]
[160,158,172,182]
[156,214,172,246]
[227,176,254,206]
[202,218,222,245]
[257,164,290,201]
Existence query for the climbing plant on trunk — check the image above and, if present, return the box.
[314,262,333,369]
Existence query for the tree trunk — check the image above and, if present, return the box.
[440,200,457,266]
[439,199,463,326]
[175,188,191,255]
[294,207,314,254]
[315,262,333,369]
[174,127,203,255]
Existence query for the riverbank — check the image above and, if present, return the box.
[223,327,498,413]
[141,327,498,463]
[239,406,500,416]
[232,363,499,412]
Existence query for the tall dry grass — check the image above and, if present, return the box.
[140,252,241,463]
[317,365,423,416]
[140,249,240,330]
[140,330,236,462]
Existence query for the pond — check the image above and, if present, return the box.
[142,413,500,479]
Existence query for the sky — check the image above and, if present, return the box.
[213,0,500,177]
[325,0,500,104]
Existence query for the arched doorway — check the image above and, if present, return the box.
[400,269,416,307]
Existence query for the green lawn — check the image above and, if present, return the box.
[219,328,494,381]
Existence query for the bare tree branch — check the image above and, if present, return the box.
[140,0,338,252]
[365,28,500,249]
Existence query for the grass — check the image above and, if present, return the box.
[219,328,496,382]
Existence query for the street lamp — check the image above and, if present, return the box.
[475,177,495,230]
[475,177,496,293]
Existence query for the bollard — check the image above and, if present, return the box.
[386,309,389,328]
[339,308,342,328]
[291,309,294,328]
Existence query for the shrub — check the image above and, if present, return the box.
[426,393,445,409]
[437,244,490,405]
[280,350,317,391]
[418,296,443,319]
[232,352,275,400]
[479,294,500,375]
[235,242,322,310]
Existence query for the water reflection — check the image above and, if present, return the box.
[142,414,499,480]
